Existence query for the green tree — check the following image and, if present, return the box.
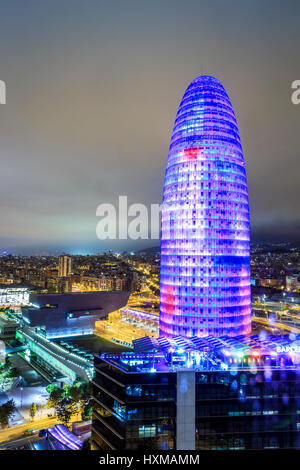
[3,356,11,370]
[46,383,57,394]
[79,382,92,421]
[29,402,37,421]
[69,385,82,403]
[55,398,77,428]
[0,399,16,428]
[8,367,19,378]
[62,384,70,396]
[46,380,92,423]
[47,387,64,408]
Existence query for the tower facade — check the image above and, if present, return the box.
[58,254,72,278]
[159,76,251,338]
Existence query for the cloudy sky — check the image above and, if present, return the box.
[0,0,299,254]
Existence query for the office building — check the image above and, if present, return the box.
[160,76,251,338]
[92,76,299,451]
[92,334,300,450]
[22,291,130,338]
[58,254,72,278]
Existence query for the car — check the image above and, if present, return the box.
[23,429,36,436]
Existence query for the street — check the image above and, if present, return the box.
[0,414,79,448]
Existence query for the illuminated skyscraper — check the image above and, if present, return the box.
[159,76,251,338]
[58,254,72,277]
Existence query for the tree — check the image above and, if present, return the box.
[69,385,82,403]
[0,399,16,428]
[79,382,92,421]
[3,356,11,370]
[8,367,19,378]
[47,387,64,408]
[30,403,37,421]
[55,398,77,428]
[46,383,57,394]
[46,380,93,423]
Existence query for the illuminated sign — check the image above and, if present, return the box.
[276,345,300,353]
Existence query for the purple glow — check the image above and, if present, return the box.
[159,76,251,338]
[48,424,83,450]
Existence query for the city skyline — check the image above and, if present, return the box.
[0,1,299,254]
[0,1,299,455]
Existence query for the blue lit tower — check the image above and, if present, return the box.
[159,76,251,338]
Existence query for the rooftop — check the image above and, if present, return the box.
[0,314,19,326]
[96,333,300,374]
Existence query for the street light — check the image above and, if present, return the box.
[20,386,23,408]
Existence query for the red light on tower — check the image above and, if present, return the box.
[183,146,202,161]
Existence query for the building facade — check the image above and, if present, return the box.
[58,254,72,278]
[160,76,251,338]
[286,275,300,292]
[22,291,130,338]
[0,314,18,340]
[92,335,300,450]
[92,76,299,451]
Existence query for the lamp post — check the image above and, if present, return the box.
[20,386,23,408]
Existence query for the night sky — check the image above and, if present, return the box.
[0,1,299,254]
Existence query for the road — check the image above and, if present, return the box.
[0,415,57,446]
[252,317,300,334]
[0,435,38,450]
[0,414,79,447]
